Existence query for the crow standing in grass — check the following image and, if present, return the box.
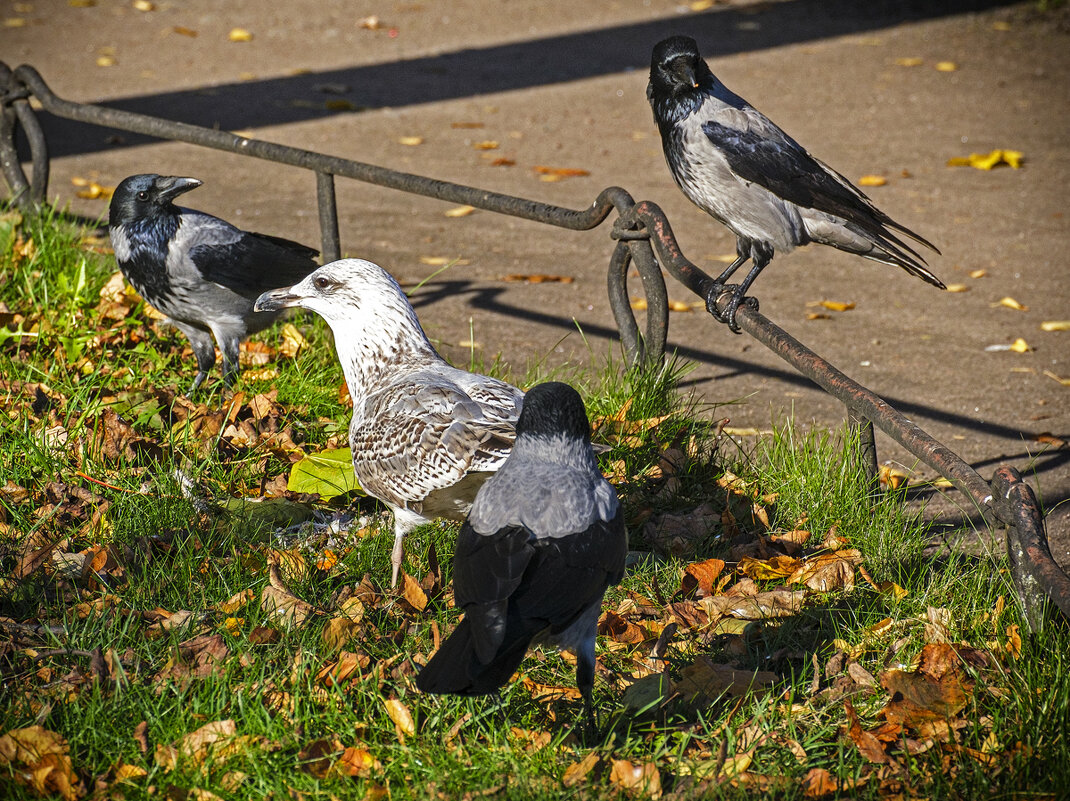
[647,35,943,331]
[254,258,524,588]
[108,174,320,393]
[416,381,627,731]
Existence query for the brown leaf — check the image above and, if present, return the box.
[533,165,590,177]
[0,726,86,800]
[261,560,315,627]
[562,752,601,787]
[322,616,362,652]
[609,759,662,798]
[401,572,428,612]
[880,644,972,730]
[598,610,650,644]
[154,719,237,771]
[679,558,726,597]
[677,657,778,701]
[133,721,150,755]
[500,273,574,284]
[788,550,861,592]
[844,699,889,764]
[153,633,229,687]
[336,745,381,777]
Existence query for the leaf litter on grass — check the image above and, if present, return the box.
[2,210,1067,799]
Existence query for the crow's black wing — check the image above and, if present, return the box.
[702,119,937,253]
[187,229,319,298]
[452,522,535,665]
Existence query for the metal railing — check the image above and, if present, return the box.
[3,62,1066,628]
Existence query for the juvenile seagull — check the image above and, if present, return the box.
[416,381,626,732]
[254,258,524,587]
[109,174,320,393]
[647,35,943,331]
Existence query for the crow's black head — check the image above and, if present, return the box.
[516,381,590,443]
[648,36,715,100]
[109,174,202,228]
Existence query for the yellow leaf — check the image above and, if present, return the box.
[223,616,243,636]
[1009,338,1030,353]
[96,55,116,67]
[947,149,1023,170]
[533,165,590,177]
[419,256,469,266]
[401,573,428,611]
[472,140,499,150]
[818,300,856,312]
[944,283,969,292]
[69,0,96,6]
[806,312,831,320]
[278,322,308,358]
[935,61,958,71]
[858,174,887,187]
[132,0,155,11]
[383,699,415,739]
[1042,370,1070,386]
[444,205,476,218]
[1040,321,1070,331]
[114,762,148,781]
[689,0,715,10]
[895,57,924,67]
[3,16,27,26]
[398,136,423,146]
[969,269,987,278]
[172,25,197,37]
[668,300,693,312]
[995,296,1028,311]
[228,27,253,42]
[630,297,647,311]
[563,752,601,787]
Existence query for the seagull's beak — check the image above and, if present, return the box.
[155,176,202,203]
[254,286,303,313]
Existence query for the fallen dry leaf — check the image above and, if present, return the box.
[677,658,778,700]
[857,175,887,187]
[944,283,969,292]
[501,273,574,284]
[995,297,1028,311]
[228,27,253,42]
[533,165,590,177]
[0,726,86,800]
[444,205,476,217]
[895,57,924,67]
[609,759,662,798]
[680,558,726,596]
[562,752,602,787]
[383,698,416,740]
[1040,320,1070,332]
[947,149,1023,170]
[935,60,958,71]
[817,300,856,312]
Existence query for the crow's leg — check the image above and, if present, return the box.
[216,331,243,389]
[172,321,216,396]
[706,240,750,326]
[575,634,598,742]
[722,242,773,332]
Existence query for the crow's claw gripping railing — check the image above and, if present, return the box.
[2,63,1067,628]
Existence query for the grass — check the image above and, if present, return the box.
[1,206,1068,799]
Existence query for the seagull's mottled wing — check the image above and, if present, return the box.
[701,116,937,252]
[178,210,318,298]
[351,378,517,508]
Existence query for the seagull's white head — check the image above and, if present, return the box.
[255,258,441,394]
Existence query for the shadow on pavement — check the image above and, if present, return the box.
[17,0,1015,158]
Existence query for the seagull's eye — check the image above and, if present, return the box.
[313,276,333,291]
[136,191,149,201]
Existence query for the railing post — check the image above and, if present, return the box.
[846,404,878,491]
[315,171,341,263]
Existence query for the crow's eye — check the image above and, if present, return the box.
[313,276,333,291]
[136,191,149,201]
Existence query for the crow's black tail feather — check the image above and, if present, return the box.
[417,618,532,696]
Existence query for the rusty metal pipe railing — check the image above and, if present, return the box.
[2,63,1067,628]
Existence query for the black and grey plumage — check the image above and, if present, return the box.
[416,381,627,730]
[647,35,944,331]
[108,174,320,393]
[254,258,524,587]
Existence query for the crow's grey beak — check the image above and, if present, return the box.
[254,287,302,313]
[156,176,202,203]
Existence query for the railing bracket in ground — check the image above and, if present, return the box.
[3,62,1067,628]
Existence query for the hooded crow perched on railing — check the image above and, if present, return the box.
[647,35,943,331]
